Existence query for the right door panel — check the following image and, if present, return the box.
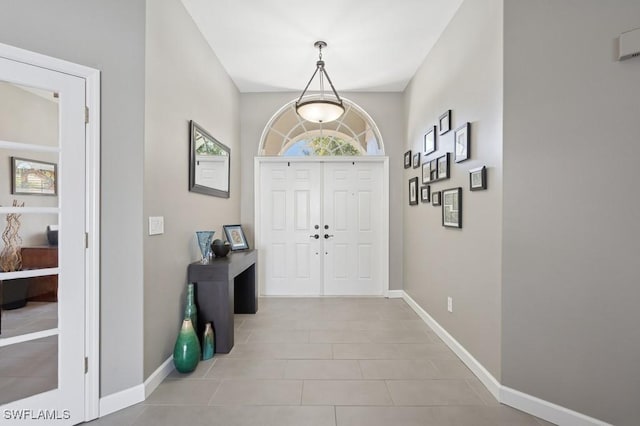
[323,162,383,295]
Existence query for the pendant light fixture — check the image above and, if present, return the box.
[295,41,345,123]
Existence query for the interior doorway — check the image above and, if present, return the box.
[0,43,100,424]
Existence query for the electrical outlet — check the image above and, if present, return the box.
[447,297,453,313]
[149,216,164,235]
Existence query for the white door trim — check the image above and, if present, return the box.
[254,156,389,297]
[0,42,101,422]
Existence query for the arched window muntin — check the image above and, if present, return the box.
[258,96,385,156]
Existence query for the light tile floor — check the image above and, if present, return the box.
[89,297,553,426]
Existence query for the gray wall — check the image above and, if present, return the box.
[144,0,240,378]
[403,0,503,378]
[502,1,640,424]
[239,92,405,290]
[0,0,146,397]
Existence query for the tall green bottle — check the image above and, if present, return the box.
[184,283,198,333]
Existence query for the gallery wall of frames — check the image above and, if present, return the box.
[404,109,487,229]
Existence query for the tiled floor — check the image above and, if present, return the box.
[90,297,552,425]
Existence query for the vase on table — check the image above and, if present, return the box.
[184,283,198,333]
[195,231,215,264]
[173,318,200,373]
[202,322,215,360]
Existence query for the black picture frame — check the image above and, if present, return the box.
[432,191,441,206]
[409,177,419,206]
[223,224,249,250]
[404,150,412,169]
[422,161,431,184]
[437,153,450,180]
[430,159,438,181]
[442,187,462,228]
[439,110,451,135]
[413,152,421,168]
[454,122,470,163]
[469,166,487,191]
[420,185,431,203]
[424,125,436,155]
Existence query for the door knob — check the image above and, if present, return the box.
[310,234,320,239]
[324,234,334,239]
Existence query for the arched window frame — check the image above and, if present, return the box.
[258,97,385,156]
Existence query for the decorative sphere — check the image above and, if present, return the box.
[211,239,231,257]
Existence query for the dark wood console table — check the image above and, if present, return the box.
[187,249,257,353]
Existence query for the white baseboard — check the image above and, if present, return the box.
[501,386,612,426]
[98,356,174,418]
[400,290,610,426]
[99,384,144,417]
[401,291,501,399]
[144,356,175,398]
[386,290,404,299]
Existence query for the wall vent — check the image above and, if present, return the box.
[619,27,640,61]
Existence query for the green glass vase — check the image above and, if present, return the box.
[202,322,215,360]
[173,318,200,373]
[184,283,198,333]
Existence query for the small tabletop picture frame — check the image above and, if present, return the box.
[420,185,431,203]
[409,177,419,206]
[404,150,412,169]
[223,224,249,250]
[442,187,462,228]
[469,166,487,191]
[424,125,436,155]
[439,110,451,135]
[454,122,470,163]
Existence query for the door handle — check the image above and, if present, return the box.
[310,234,320,239]
[324,234,334,239]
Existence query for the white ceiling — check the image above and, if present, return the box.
[181,0,463,93]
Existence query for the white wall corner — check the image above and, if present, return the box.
[98,357,173,418]
[400,290,610,426]
[98,384,144,418]
[144,356,175,398]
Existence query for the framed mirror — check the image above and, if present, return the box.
[189,120,230,198]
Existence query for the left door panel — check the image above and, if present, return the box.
[0,56,86,424]
[259,162,323,295]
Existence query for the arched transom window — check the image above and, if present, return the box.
[259,98,385,156]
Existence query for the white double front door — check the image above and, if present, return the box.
[257,159,388,296]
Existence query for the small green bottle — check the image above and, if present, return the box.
[202,322,215,360]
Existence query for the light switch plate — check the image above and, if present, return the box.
[149,216,164,235]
